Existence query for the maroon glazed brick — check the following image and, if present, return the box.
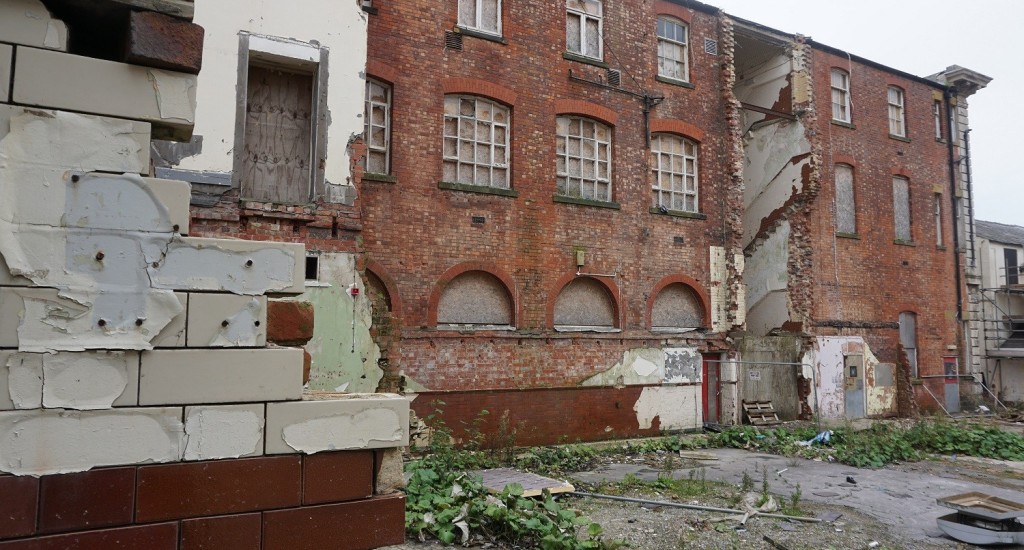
[262,494,405,550]
[124,11,204,74]
[38,467,135,534]
[0,523,177,550]
[302,451,373,505]
[0,476,37,540]
[181,513,261,550]
[135,456,301,522]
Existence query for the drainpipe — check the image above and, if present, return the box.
[944,86,965,389]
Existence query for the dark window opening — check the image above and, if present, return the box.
[1005,248,1019,286]
[305,256,319,281]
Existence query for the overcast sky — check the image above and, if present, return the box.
[709,0,1020,226]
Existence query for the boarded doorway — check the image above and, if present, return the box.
[702,356,720,423]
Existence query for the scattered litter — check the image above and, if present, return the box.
[797,430,833,447]
[935,491,1024,544]
[763,534,791,550]
[977,405,991,413]
[779,522,797,532]
[775,468,788,476]
[846,476,857,485]
[867,542,880,548]
[471,468,574,497]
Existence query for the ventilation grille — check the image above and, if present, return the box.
[704,38,718,55]
[445,31,463,50]
[606,69,621,87]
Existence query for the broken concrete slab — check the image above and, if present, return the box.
[183,404,265,461]
[138,348,303,405]
[0,0,68,51]
[185,294,267,347]
[13,47,196,141]
[0,407,184,476]
[149,237,305,295]
[0,105,152,175]
[265,394,409,454]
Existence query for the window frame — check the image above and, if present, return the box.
[442,95,511,190]
[831,69,851,123]
[555,115,613,203]
[888,86,906,138]
[933,100,943,141]
[566,0,603,60]
[458,0,502,37]
[934,192,943,247]
[363,78,392,176]
[656,16,689,83]
[650,133,698,214]
[233,33,329,205]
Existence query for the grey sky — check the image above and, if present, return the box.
[709,0,1020,226]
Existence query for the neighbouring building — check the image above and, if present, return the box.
[0,1,407,548]
[968,220,1024,404]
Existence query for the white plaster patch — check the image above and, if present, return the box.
[633,386,702,431]
[280,407,404,453]
[149,237,303,295]
[631,356,658,377]
[208,298,264,347]
[147,69,198,123]
[7,352,43,409]
[579,348,664,387]
[0,407,184,476]
[41,351,134,410]
[184,405,264,460]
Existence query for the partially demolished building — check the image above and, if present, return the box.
[0,1,407,548]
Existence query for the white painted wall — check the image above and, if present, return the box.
[179,0,368,187]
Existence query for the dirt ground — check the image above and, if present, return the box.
[383,445,1024,550]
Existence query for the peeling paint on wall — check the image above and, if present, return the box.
[633,386,702,431]
[6,353,43,409]
[304,253,382,393]
[42,351,136,410]
[664,348,702,384]
[579,348,664,387]
[745,222,791,336]
[183,405,264,461]
[281,407,404,452]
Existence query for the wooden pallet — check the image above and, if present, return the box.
[743,401,780,426]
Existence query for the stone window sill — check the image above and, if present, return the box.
[831,120,855,130]
[553,194,620,209]
[363,172,396,183]
[655,75,694,89]
[836,232,861,240]
[439,181,518,197]
[649,206,706,220]
[554,326,621,333]
[889,134,911,143]
[437,325,516,332]
[894,239,916,247]
[455,26,507,45]
[562,51,608,68]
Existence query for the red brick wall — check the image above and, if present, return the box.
[412,385,688,447]
[0,452,404,550]
[808,48,960,382]
[365,1,737,389]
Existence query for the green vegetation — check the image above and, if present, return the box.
[708,420,1024,468]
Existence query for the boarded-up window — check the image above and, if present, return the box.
[242,65,314,203]
[892,176,911,241]
[437,271,513,327]
[554,277,615,328]
[899,311,918,378]
[651,283,703,329]
[835,164,856,234]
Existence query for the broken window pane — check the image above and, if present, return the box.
[650,133,698,212]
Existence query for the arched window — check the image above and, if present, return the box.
[651,133,698,213]
[553,277,616,330]
[443,95,510,189]
[651,283,704,330]
[656,17,688,82]
[437,271,514,328]
[556,116,612,202]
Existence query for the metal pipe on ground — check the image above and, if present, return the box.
[568,491,823,523]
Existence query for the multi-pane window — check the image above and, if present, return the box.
[888,86,906,137]
[651,133,698,212]
[566,0,602,60]
[835,164,856,234]
[556,116,611,201]
[656,17,688,82]
[831,69,851,123]
[934,193,943,247]
[443,95,510,188]
[458,0,501,35]
[933,100,943,140]
[893,176,911,241]
[364,78,391,175]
